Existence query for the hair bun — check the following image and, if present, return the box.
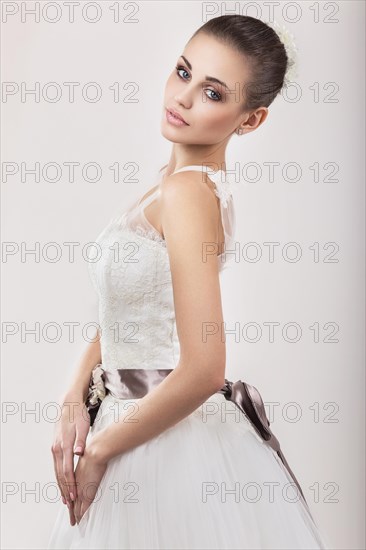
[265,20,299,85]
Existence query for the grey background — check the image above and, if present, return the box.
[1,1,365,548]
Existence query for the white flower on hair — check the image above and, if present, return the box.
[265,20,299,84]
[87,364,106,406]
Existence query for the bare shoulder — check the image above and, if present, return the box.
[159,171,218,217]
[159,171,220,263]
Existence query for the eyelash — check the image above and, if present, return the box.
[175,65,222,102]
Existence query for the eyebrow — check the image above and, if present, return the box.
[180,55,230,90]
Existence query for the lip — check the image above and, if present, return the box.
[166,108,189,126]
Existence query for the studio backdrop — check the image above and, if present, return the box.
[1,1,365,549]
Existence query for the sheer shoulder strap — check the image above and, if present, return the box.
[170,164,237,269]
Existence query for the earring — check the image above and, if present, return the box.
[236,128,243,135]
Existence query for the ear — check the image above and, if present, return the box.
[239,107,269,135]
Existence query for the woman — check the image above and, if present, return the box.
[48,14,330,549]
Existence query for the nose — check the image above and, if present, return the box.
[174,88,192,109]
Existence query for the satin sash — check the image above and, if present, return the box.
[86,364,312,517]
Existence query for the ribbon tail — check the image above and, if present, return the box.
[220,379,314,520]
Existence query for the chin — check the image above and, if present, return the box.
[160,123,188,143]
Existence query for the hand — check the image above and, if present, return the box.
[51,392,91,521]
[72,445,108,525]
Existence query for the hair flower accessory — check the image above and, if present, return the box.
[265,20,299,85]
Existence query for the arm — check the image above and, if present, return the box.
[60,329,102,404]
[52,329,102,525]
[89,173,226,464]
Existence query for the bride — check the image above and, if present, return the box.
[48,14,330,549]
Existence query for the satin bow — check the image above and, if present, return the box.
[218,378,311,513]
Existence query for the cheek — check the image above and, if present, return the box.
[198,105,236,135]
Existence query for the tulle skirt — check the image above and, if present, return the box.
[47,391,331,549]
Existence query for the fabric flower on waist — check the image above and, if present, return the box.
[87,364,106,406]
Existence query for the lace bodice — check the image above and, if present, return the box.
[88,164,236,372]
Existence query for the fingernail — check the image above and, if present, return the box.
[70,492,75,501]
[74,446,83,454]
[66,501,70,509]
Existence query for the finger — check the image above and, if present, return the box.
[62,445,77,504]
[74,494,82,524]
[73,414,90,457]
[73,431,87,456]
[67,498,76,526]
[79,500,87,523]
[79,496,91,525]
[51,444,68,505]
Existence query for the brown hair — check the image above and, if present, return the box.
[190,15,291,111]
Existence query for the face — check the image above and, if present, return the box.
[161,32,254,145]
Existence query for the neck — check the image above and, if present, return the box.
[163,142,228,177]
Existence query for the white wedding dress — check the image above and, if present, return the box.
[47,164,330,549]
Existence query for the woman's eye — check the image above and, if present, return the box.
[174,65,222,102]
[175,65,189,80]
[206,89,222,102]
